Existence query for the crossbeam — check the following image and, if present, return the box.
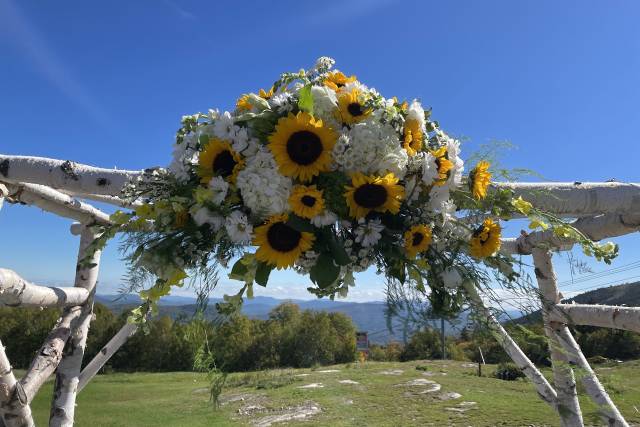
[0,269,90,308]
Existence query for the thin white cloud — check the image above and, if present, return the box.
[0,0,115,129]
[163,0,196,20]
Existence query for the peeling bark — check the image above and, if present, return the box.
[0,340,34,427]
[494,182,640,217]
[0,155,141,196]
[77,322,138,392]
[532,249,583,427]
[49,228,102,427]
[550,304,640,333]
[501,211,640,255]
[3,182,111,226]
[0,269,90,308]
[462,280,559,408]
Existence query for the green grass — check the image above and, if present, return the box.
[27,360,640,426]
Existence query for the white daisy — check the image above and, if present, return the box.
[208,176,229,205]
[224,211,253,244]
[190,206,224,231]
[354,218,384,248]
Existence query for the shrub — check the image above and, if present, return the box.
[494,362,525,381]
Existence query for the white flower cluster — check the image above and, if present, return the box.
[236,148,292,220]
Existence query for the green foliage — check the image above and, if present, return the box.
[494,362,525,381]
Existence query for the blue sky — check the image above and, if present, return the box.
[1,0,639,303]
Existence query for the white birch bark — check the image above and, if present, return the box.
[0,184,6,213]
[549,304,640,333]
[49,227,102,427]
[501,211,640,255]
[0,269,90,308]
[494,182,640,216]
[3,182,111,226]
[0,155,142,196]
[531,249,583,427]
[0,340,34,427]
[59,191,142,209]
[77,322,138,393]
[461,280,559,407]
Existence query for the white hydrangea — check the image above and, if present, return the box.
[332,120,408,178]
[420,151,439,184]
[310,210,338,227]
[314,56,335,71]
[406,100,426,129]
[311,85,340,129]
[212,111,237,140]
[208,176,229,205]
[190,206,224,231]
[268,92,295,114]
[236,148,292,219]
[441,267,463,290]
[354,218,384,247]
[168,131,199,183]
[224,211,253,244]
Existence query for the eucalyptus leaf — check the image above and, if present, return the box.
[255,261,272,287]
[310,253,340,288]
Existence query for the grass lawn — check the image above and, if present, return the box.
[27,360,640,426]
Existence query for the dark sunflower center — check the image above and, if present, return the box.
[347,102,365,117]
[353,184,388,209]
[412,232,424,247]
[267,222,302,252]
[212,150,236,177]
[473,227,490,245]
[286,131,323,166]
[301,195,317,207]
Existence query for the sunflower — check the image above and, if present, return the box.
[431,146,454,186]
[469,218,501,258]
[253,214,315,269]
[402,119,424,156]
[469,160,491,200]
[404,224,433,259]
[289,185,325,219]
[259,86,275,100]
[268,112,337,182]
[236,94,252,111]
[324,71,357,91]
[198,137,244,184]
[336,89,371,125]
[344,172,405,219]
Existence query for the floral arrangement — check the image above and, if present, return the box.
[102,57,617,320]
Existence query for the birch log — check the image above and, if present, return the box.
[462,280,558,407]
[553,326,629,426]
[0,155,142,196]
[0,269,89,308]
[77,322,138,392]
[0,340,34,427]
[0,183,6,213]
[50,228,102,427]
[494,182,640,217]
[501,211,640,256]
[532,249,583,427]
[549,304,640,333]
[3,182,111,226]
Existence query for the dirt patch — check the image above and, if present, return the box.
[397,379,436,387]
[438,392,462,400]
[220,392,266,405]
[238,404,267,416]
[338,379,360,385]
[445,401,477,413]
[252,402,321,427]
[316,369,340,373]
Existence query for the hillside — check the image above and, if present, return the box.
[95,295,465,344]
[565,281,640,305]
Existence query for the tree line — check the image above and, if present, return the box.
[1,302,638,374]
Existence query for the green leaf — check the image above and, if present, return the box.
[327,235,351,266]
[298,84,314,115]
[255,261,272,287]
[229,258,249,278]
[310,253,340,288]
[286,214,315,232]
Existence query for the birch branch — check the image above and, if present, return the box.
[0,184,6,213]
[0,340,34,427]
[77,322,138,392]
[0,269,90,308]
[50,228,102,427]
[552,326,629,427]
[3,182,112,226]
[494,182,640,216]
[462,280,558,408]
[19,309,79,403]
[0,155,142,196]
[549,304,640,334]
[501,211,640,255]
[59,191,142,209]
[532,249,583,426]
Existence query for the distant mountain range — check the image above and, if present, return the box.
[95,294,466,344]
